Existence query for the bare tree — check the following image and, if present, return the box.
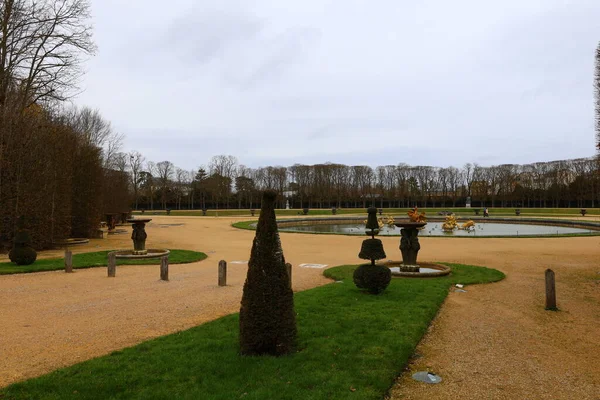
[463,163,473,197]
[0,0,96,110]
[144,161,157,210]
[67,107,124,168]
[155,161,174,209]
[447,166,462,206]
[175,168,190,210]
[128,151,145,210]
[209,155,237,208]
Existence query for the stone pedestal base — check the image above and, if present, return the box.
[133,249,148,255]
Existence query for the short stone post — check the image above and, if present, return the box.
[64,249,73,273]
[218,260,227,286]
[160,256,169,281]
[285,262,292,287]
[107,252,116,277]
[545,269,557,310]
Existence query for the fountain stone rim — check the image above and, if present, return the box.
[385,261,451,278]
[113,249,170,259]
[127,218,153,224]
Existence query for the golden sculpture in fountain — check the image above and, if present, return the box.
[407,207,427,223]
[442,214,475,232]
[363,214,396,229]
[442,214,458,231]
[461,220,475,230]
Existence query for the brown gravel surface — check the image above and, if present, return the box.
[388,236,600,400]
[1,216,599,400]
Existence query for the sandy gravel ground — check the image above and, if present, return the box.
[388,237,600,400]
[1,215,599,399]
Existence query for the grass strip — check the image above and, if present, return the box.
[0,249,207,275]
[1,263,504,400]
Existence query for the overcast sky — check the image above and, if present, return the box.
[77,0,600,170]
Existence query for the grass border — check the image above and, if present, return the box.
[0,249,207,275]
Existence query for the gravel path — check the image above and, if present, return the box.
[388,237,600,400]
[1,216,599,399]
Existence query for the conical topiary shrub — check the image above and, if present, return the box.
[239,190,296,356]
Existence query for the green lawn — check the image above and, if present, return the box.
[0,263,504,400]
[0,250,207,275]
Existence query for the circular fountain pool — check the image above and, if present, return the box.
[275,218,600,237]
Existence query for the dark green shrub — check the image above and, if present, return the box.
[9,227,37,265]
[302,207,309,215]
[239,190,296,356]
[9,246,37,265]
[353,264,391,294]
[352,263,368,289]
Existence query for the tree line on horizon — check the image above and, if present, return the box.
[122,154,599,211]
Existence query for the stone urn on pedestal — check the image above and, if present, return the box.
[128,218,152,255]
[394,207,427,272]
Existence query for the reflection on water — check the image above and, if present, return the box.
[279,222,593,237]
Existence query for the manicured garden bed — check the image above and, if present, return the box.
[0,250,207,275]
[1,263,504,399]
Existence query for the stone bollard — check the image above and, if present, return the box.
[107,252,116,277]
[160,256,169,281]
[218,260,227,286]
[64,249,73,273]
[545,269,557,310]
[285,262,292,287]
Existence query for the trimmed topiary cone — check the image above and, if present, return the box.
[239,190,297,356]
[9,221,37,266]
[358,238,386,264]
[365,206,380,233]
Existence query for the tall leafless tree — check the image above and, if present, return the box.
[128,151,145,210]
[156,161,174,209]
[0,0,96,110]
[67,106,124,168]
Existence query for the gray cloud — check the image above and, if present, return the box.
[79,0,600,170]
[163,9,265,65]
